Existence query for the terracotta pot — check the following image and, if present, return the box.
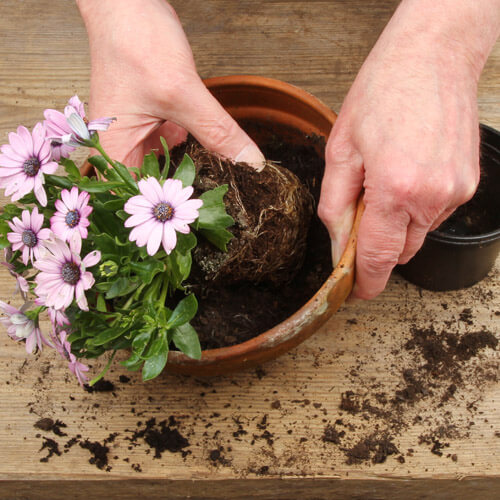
[83,75,362,376]
[165,75,362,375]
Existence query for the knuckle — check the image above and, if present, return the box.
[200,114,240,150]
[358,249,399,278]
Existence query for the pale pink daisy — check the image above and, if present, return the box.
[48,307,70,334]
[50,186,92,254]
[7,206,51,265]
[0,123,58,206]
[1,250,29,298]
[0,300,52,354]
[34,236,101,311]
[55,330,89,386]
[44,95,115,155]
[124,177,203,256]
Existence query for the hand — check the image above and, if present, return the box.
[318,0,500,299]
[77,0,264,167]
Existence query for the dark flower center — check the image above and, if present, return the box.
[153,202,174,222]
[61,261,81,285]
[23,157,41,177]
[21,229,38,248]
[65,210,81,228]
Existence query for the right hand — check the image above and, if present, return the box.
[77,0,265,168]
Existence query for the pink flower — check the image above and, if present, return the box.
[124,177,203,256]
[0,123,58,206]
[50,187,92,254]
[1,249,29,298]
[7,206,51,265]
[34,236,101,311]
[45,95,115,154]
[0,300,52,354]
[55,330,89,386]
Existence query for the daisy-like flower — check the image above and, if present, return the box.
[0,123,58,206]
[7,206,51,265]
[0,300,52,354]
[48,307,70,335]
[124,177,203,256]
[44,95,85,160]
[55,330,89,386]
[44,95,114,157]
[50,186,92,254]
[1,249,29,298]
[34,236,101,311]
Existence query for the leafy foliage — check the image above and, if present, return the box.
[1,136,234,383]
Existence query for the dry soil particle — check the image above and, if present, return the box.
[39,437,62,463]
[79,439,110,471]
[83,379,115,393]
[34,417,67,437]
[127,417,190,459]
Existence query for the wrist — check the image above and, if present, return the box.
[382,0,500,81]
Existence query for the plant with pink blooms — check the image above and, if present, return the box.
[0,95,233,385]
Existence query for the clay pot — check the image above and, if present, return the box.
[82,75,362,375]
[164,75,362,375]
[398,123,500,291]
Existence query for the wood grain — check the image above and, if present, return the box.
[0,1,498,498]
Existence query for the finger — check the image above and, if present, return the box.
[171,80,265,169]
[429,207,456,232]
[353,205,409,300]
[398,219,433,264]
[318,136,364,266]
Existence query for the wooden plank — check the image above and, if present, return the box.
[0,0,498,496]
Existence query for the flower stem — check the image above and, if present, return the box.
[88,350,117,386]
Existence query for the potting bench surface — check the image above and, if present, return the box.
[0,1,499,498]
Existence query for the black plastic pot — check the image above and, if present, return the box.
[397,123,500,291]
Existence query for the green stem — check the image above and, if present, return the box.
[89,350,117,386]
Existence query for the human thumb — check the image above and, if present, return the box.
[172,79,266,170]
[318,138,364,266]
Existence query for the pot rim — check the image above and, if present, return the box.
[167,74,360,367]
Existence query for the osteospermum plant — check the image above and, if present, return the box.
[0,95,234,385]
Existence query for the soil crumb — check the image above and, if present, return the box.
[127,417,190,459]
[84,379,115,393]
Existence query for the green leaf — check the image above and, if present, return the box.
[96,294,107,312]
[60,158,81,179]
[128,259,165,285]
[45,174,73,189]
[113,161,139,193]
[102,198,125,211]
[78,177,123,193]
[159,137,170,179]
[199,227,233,252]
[105,277,139,299]
[89,326,126,346]
[196,185,234,229]
[132,330,153,356]
[166,250,191,290]
[88,155,109,175]
[166,294,198,329]
[141,152,160,179]
[175,232,197,255]
[172,323,201,360]
[143,330,167,359]
[142,342,169,381]
[121,351,143,370]
[173,154,195,187]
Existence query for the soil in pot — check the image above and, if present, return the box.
[170,121,331,350]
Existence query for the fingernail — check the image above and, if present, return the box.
[234,143,266,171]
